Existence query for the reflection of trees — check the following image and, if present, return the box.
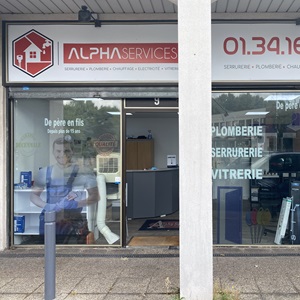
[63,100,120,149]
[212,93,295,127]
[212,93,265,115]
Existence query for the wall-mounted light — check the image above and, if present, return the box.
[78,5,101,27]
[78,6,91,22]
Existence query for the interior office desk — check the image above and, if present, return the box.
[126,168,179,219]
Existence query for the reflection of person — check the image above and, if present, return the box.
[82,136,97,168]
[30,135,99,244]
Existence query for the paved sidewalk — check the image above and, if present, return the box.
[1,246,300,299]
[214,246,300,300]
[0,247,180,300]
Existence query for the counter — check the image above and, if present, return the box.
[126,168,179,219]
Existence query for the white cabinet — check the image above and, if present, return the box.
[14,189,43,244]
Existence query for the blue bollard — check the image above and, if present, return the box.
[44,211,56,300]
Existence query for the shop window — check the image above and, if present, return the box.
[212,92,300,246]
[12,97,122,247]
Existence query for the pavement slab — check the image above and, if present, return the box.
[0,246,300,299]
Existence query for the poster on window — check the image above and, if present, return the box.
[13,98,122,246]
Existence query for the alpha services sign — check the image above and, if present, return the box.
[6,23,300,84]
[6,24,178,83]
[63,43,177,64]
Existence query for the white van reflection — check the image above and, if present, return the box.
[212,152,300,201]
[219,152,300,177]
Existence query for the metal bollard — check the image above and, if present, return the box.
[44,211,56,300]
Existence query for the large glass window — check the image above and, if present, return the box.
[212,92,300,245]
[13,97,122,246]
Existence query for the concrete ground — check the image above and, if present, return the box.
[1,246,300,299]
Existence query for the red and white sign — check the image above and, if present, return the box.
[94,133,118,155]
[12,29,53,77]
[212,23,300,82]
[7,24,178,83]
[63,43,177,64]
[8,23,300,84]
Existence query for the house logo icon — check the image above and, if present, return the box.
[12,29,53,77]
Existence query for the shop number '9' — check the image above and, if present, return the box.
[223,37,300,55]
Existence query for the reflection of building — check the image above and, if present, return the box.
[212,101,300,154]
[212,108,268,154]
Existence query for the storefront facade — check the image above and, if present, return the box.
[3,0,300,297]
[5,23,178,247]
[5,19,300,247]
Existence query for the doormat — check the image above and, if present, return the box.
[128,236,179,246]
[139,219,179,231]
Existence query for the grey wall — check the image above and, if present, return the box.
[0,21,7,250]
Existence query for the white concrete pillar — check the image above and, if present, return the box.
[0,20,8,251]
[178,0,212,299]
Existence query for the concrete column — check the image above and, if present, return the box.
[178,1,212,299]
[0,20,8,251]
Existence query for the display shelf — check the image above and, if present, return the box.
[14,189,43,242]
[14,210,41,214]
[13,189,93,245]
[14,226,40,235]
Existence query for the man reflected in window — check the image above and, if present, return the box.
[30,135,99,244]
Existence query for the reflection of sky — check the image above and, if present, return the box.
[212,92,300,121]
[63,99,121,111]
[93,99,121,110]
[212,92,300,101]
